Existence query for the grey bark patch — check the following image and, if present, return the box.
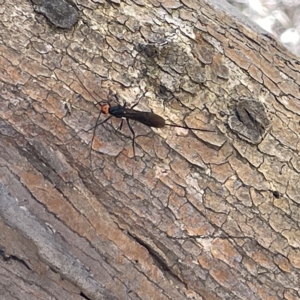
[228,99,271,144]
[31,0,78,29]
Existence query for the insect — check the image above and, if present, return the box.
[72,68,214,158]
[95,99,215,157]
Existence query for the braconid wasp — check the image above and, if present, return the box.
[71,67,214,159]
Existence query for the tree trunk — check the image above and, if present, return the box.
[1,0,300,299]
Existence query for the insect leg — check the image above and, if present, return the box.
[115,101,126,131]
[130,95,143,109]
[126,118,136,158]
[117,119,124,131]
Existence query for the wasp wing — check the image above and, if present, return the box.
[123,109,166,128]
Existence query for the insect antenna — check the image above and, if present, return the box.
[164,123,215,132]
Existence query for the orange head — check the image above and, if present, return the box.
[100,104,110,114]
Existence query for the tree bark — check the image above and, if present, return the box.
[1,0,300,299]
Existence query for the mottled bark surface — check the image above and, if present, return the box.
[0,0,300,299]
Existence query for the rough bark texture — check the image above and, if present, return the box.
[1,0,300,299]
